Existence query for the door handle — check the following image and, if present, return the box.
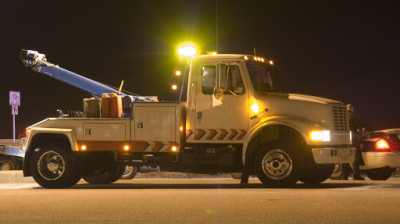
[190,82,195,111]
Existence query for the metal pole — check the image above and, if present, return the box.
[216,0,218,52]
[13,114,15,143]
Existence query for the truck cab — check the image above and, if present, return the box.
[21,50,354,188]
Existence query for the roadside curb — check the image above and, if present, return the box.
[0,171,34,183]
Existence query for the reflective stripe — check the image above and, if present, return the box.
[206,129,217,140]
[228,129,238,140]
[186,129,247,141]
[77,141,177,152]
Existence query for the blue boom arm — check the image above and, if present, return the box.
[20,49,155,102]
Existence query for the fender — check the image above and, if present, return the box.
[242,115,328,163]
[240,116,320,184]
[23,128,78,177]
[26,128,79,152]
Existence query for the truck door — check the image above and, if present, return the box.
[186,61,248,143]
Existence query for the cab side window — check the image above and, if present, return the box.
[201,66,216,94]
[201,64,244,95]
[220,65,244,94]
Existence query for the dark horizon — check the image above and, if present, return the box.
[1,0,399,138]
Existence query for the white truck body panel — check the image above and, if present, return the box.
[132,102,182,152]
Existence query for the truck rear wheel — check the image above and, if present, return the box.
[365,167,395,180]
[83,163,125,184]
[120,165,138,179]
[30,145,81,188]
[255,141,304,187]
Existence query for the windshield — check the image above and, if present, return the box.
[246,61,283,93]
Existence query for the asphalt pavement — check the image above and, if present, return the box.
[1,178,400,224]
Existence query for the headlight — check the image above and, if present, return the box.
[310,130,331,142]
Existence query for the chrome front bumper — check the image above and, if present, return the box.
[311,146,355,164]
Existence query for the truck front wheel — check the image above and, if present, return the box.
[30,146,81,188]
[255,141,304,187]
[299,164,335,184]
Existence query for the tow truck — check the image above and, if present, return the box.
[20,47,355,188]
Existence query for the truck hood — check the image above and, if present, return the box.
[287,93,342,105]
[257,92,345,130]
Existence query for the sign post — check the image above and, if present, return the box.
[9,91,20,143]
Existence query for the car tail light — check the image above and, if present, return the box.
[25,128,31,137]
[375,139,389,150]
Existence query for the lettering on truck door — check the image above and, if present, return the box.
[186,61,249,143]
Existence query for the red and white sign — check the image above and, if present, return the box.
[11,105,18,115]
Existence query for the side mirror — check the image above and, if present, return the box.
[213,87,224,100]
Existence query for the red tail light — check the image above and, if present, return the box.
[375,139,389,150]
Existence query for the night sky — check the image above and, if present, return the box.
[1,0,399,138]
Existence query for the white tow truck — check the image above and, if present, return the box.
[21,47,354,188]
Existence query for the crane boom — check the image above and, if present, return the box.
[20,49,155,102]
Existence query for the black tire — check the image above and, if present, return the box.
[30,145,81,188]
[0,157,22,170]
[255,141,305,187]
[120,165,138,179]
[365,167,395,180]
[83,162,125,184]
[299,164,335,184]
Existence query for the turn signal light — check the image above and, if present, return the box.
[124,145,130,151]
[375,139,389,150]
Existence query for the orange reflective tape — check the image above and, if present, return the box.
[186,129,193,139]
[195,129,205,140]
[76,141,128,151]
[206,129,217,140]
[228,129,238,140]
[236,129,247,140]
[132,141,149,151]
[151,141,164,152]
[218,129,228,140]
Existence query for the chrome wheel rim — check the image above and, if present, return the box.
[122,165,133,177]
[37,151,66,181]
[262,149,293,180]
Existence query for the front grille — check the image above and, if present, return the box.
[332,105,349,132]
